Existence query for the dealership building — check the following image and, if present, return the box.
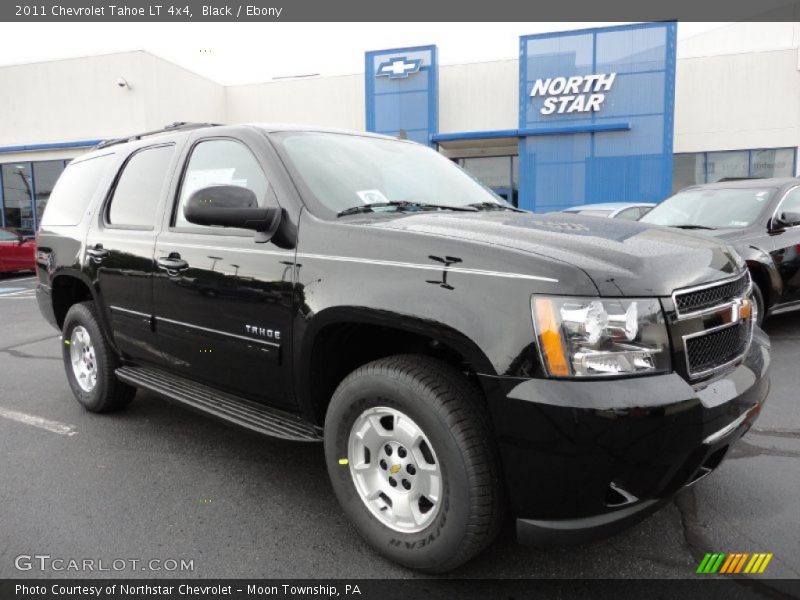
[0,21,799,235]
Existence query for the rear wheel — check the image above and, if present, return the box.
[324,354,503,572]
[62,301,135,412]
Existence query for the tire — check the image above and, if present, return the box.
[61,301,135,412]
[324,354,503,573]
[751,280,765,327]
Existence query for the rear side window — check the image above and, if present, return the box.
[107,145,175,229]
[39,154,113,226]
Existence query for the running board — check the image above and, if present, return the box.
[116,366,322,442]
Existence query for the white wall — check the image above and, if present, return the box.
[0,50,226,164]
[226,74,364,130]
[674,48,800,153]
[140,53,226,130]
[0,52,149,147]
[439,59,518,133]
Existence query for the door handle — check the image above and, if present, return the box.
[86,244,109,263]
[157,253,189,275]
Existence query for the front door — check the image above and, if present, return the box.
[152,135,296,408]
[86,143,178,366]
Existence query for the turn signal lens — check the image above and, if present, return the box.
[533,297,570,376]
[740,298,752,321]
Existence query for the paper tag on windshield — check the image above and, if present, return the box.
[356,189,389,204]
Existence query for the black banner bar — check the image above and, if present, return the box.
[3,579,800,600]
[1,0,800,22]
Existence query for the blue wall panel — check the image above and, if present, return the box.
[365,45,438,147]
[519,23,677,211]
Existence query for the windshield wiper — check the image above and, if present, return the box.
[672,224,717,230]
[467,201,523,212]
[336,201,477,218]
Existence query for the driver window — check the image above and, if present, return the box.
[616,207,641,220]
[175,139,272,229]
[779,188,800,217]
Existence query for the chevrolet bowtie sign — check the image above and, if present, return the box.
[530,73,617,115]
[376,56,422,79]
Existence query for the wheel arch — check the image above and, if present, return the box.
[50,270,116,348]
[295,306,496,425]
[739,245,781,310]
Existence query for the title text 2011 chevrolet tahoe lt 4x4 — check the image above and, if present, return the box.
[35,123,770,572]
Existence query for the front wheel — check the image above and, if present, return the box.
[324,355,503,572]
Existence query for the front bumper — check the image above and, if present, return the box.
[481,327,770,545]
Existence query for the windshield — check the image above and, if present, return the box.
[272,132,510,217]
[641,187,775,229]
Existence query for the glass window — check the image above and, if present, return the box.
[750,149,795,179]
[2,163,34,236]
[0,228,19,241]
[672,153,704,192]
[32,160,66,226]
[175,139,272,229]
[778,188,800,215]
[461,157,510,189]
[615,207,641,220]
[706,151,749,183]
[41,155,114,227]
[578,209,614,217]
[641,187,775,229]
[108,145,174,229]
[274,132,508,218]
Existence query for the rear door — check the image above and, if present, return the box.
[86,143,180,365]
[152,132,296,408]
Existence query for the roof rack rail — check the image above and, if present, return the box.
[95,122,222,149]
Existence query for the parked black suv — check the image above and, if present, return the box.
[640,178,800,325]
[36,123,770,572]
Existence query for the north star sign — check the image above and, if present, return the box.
[530,73,617,115]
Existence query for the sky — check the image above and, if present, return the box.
[0,22,729,85]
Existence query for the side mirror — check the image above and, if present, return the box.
[183,185,281,242]
[775,211,800,229]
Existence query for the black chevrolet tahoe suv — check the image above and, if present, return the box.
[35,123,770,572]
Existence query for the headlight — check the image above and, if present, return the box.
[531,296,670,378]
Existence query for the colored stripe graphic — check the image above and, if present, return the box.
[734,553,749,573]
[720,553,736,573]
[699,552,772,574]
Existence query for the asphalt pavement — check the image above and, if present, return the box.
[0,272,798,581]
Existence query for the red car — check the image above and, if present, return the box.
[0,228,36,273]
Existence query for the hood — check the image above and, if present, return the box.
[366,211,743,296]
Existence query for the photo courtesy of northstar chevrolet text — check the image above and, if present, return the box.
[0,3,798,597]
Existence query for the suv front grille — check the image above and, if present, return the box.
[673,273,750,316]
[674,271,754,380]
[685,321,752,377]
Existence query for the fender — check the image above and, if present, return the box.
[294,305,497,422]
[735,244,782,306]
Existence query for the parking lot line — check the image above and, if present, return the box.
[0,407,77,436]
